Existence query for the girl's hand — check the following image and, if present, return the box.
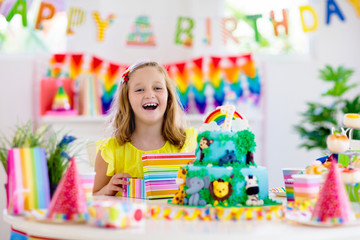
[105,173,132,195]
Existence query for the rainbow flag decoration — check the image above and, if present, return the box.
[223,56,243,100]
[69,53,84,80]
[102,63,121,114]
[191,57,207,114]
[49,53,66,78]
[174,62,190,111]
[240,58,261,104]
[209,56,225,107]
[6,148,50,215]
[123,153,196,199]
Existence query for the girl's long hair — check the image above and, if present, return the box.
[107,61,187,149]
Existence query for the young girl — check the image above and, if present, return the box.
[93,61,198,196]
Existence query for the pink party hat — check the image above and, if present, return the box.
[47,158,87,222]
[311,159,355,224]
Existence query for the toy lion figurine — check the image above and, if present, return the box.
[209,178,233,206]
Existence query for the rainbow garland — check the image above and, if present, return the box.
[148,205,285,221]
[45,53,261,115]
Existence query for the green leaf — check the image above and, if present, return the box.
[294,65,357,151]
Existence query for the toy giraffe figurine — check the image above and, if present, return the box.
[171,168,188,205]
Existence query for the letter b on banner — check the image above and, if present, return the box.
[175,17,194,47]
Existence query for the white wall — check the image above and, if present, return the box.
[0,55,36,240]
[263,1,360,187]
[1,0,360,238]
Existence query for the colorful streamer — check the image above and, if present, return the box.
[148,204,285,221]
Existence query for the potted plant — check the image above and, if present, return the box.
[294,65,360,151]
[0,121,50,172]
[46,133,77,196]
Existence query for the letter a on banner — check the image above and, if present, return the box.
[326,0,345,25]
[6,0,27,27]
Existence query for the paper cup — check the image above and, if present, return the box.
[292,174,322,203]
[81,172,95,201]
[282,168,304,202]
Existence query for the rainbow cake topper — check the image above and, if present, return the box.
[204,106,243,131]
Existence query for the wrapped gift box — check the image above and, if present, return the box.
[123,153,195,199]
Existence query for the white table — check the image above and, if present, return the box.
[4,196,360,240]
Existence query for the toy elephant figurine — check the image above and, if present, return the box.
[185,176,210,206]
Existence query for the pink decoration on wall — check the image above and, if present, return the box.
[40,78,75,116]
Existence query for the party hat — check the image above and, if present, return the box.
[51,85,71,111]
[311,159,355,224]
[47,158,87,222]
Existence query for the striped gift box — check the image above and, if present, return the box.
[142,153,195,199]
[123,178,146,199]
[124,153,195,199]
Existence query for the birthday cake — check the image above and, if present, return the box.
[172,106,273,207]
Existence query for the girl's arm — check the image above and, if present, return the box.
[93,151,131,196]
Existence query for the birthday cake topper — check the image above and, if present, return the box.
[200,105,249,132]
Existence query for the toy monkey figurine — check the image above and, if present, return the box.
[199,137,213,162]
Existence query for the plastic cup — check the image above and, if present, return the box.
[292,174,322,203]
[80,172,95,201]
[282,168,304,202]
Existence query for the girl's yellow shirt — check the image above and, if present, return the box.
[96,127,198,178]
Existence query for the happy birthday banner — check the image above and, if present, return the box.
[45,53,260,114]
[1,0,359,47]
